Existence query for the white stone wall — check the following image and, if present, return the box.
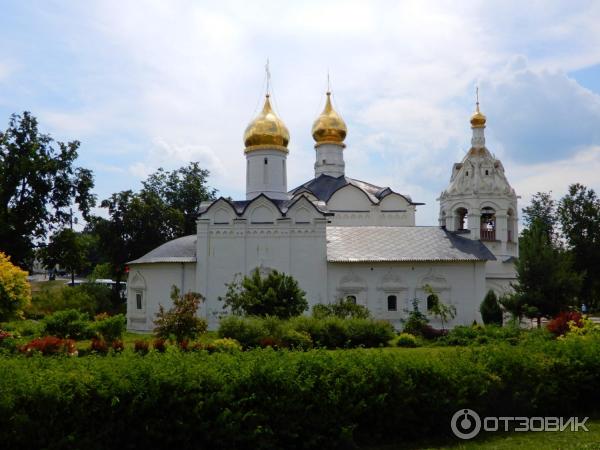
[327,261,488,330]
[127,262,196,331]
[196,195,329,328]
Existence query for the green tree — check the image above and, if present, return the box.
[154,286,206,344]
[0,112,95,268]
[88,189,184,299]
[480,290,503,325]
[38,229,93,284]
[558,184,600,310]
[0,251,31,320]
[142,163,217,235]
[522,191,558,240]
[511,218,582,324]
[220,269,308,319]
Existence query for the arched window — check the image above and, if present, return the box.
[346,295,357,304]
[387,295,397,311]
[427,294,438,311]
[480,207,496,241]
[455,207,468,231]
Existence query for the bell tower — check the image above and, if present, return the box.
[438,93,519,293]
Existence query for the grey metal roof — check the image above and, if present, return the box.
[290,174,422,205]
[326,226,495,262]
[128,235,197,264]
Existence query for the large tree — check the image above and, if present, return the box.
[38,229,96,284]
[142,163,217,235]
[558,183,600,309]
[88,163,217,288]
[509,218,582,323]
[522,191,558,241]
[0,112,95,268]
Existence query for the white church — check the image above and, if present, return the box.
[126,89,518,331]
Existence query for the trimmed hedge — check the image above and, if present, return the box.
[1,337,600,449]
[218,315,394,349]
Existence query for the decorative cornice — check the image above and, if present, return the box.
[244,144,289,154]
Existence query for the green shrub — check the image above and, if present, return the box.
[480,290,503,325]
[220,269,308,318]
[29,283,113,317]
[402,298,429,336]
[42,309,91,340]
[312,297,371,319]
[209,338,242,353]
[396,333,418,347]
[93,314,126,343]
[280,328,313,350]
[1,338,600,448]
[0,251,31,321]
[218,315,267,348]
[346,319,394,348]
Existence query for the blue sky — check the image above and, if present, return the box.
[1,0,600,226]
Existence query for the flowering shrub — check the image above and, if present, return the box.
[0,330,17,353]
[0,252,31,321]
[133,340,149,355]
[21,336,76,356]
[111,339,124,353]
[90,338,108,354]
[153,338,167,353]
[547,311,583,337]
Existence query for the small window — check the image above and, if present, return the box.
[346,295,357,304]
[136,292,143,310]
[323,159,327,164]
[485,169,489,175]
[466,171,469,176]
[427,294,438,311]
[387,295,397,311]
[264,157,268,165]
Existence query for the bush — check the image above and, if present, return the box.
[29,283,113,318]
[20,336,76,356]
[219,315,395,350]
[154,286,207,344]
[42,309,91,340]
[209,338,242,353]
[220,269,308,319]
[93,314,126,343]
[0,251,31,321]
[402,298,429,336]
[480,290,503,325]
[0,330,17,353]
[2,338,600,448]
[153,338,167,353]
[547,311,584,337]
[134,340,149,355]
[280,329,313,350]
[396,333,418,347]
[90,337,108,354]
[218,315,268,348]
[312,297,371,319]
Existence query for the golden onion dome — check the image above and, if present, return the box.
[312,92,347,146]
[244,95,289,152]
[470,103,486,128]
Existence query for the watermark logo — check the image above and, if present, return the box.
[451,410,589,440]
[451,409,481,440]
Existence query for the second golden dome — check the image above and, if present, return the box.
[312,92,347,145]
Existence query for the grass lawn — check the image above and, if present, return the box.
[367,419,600,450]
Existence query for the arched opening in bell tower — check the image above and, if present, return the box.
[480,207,496,241]
[455,207,468,231]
